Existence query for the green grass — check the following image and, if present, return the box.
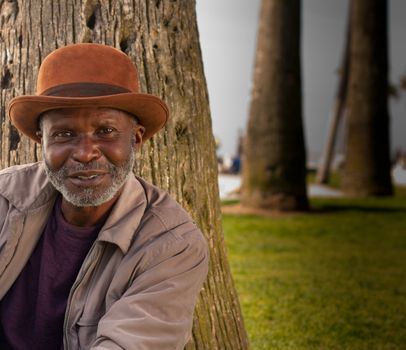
[223,188,406,349]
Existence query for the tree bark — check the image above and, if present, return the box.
[241,0,308,211]
[343,0,393,196]
[0,1,249,349]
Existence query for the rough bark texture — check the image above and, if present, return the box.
[0,1,249,349]
[343,0,393,196]
[241,0,308,211]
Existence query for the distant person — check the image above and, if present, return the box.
[230,156,241,174]
[230,131,244,174]
[0,43,208,349]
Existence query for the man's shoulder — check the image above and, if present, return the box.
[125,177,207,274]
[0,162,42,176]
[0,162,54,210]
[131,177,205,248]
[136,177,194,229]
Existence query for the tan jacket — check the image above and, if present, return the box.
[0,162,208,350]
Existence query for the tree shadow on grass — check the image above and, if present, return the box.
[311,204,406,214]
[221,199,406,217]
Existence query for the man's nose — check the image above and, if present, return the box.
[71,135,101,163]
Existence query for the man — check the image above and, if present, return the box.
[0,43,208,349]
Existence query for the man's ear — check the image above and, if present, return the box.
[133,124,145,149]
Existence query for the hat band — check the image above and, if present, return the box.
[41,82,132,97]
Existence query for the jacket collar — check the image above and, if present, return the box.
[97,175,147,254]
[0,162,56,211]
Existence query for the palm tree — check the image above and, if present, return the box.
[343,0,393,196]
[242,0,308,210]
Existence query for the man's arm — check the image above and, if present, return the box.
[91,228,208,350]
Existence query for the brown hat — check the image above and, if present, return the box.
[8,43,169,143]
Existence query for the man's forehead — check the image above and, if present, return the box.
[40,107,136,125]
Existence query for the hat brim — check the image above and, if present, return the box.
[8,93,169,143]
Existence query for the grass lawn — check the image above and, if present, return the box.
[222,187,406,350]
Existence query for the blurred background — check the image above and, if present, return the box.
[196,1,406,349]
[197,0,406,168]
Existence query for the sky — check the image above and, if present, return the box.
[196,0,406,161]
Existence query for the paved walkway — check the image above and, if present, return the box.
[393,164,406,185]
[219,166,406,200]
[218,174,344,200]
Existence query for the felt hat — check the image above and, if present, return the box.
[8,43,169,143]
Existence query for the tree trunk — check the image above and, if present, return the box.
[316,5,351,185]
[241,0,308,211]
[343,0,393,196]
[0,1,249,349]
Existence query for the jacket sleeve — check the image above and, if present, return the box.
[91,225,209,350]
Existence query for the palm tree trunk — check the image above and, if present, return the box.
[242,0,308,210]
[343,0,393,196]
[316,6,351,185]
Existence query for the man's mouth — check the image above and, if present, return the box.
[76,174,99,180]
[67,171,108,187]
[69,170,107,177]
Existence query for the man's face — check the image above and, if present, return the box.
[40,107,144,207]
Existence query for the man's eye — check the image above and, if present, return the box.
[54,131,73,138]
[98,127,116,135]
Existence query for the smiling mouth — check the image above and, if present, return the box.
[76,175,99,180]
[67,172,108,187]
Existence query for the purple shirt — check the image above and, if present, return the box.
[0,196,101,349]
